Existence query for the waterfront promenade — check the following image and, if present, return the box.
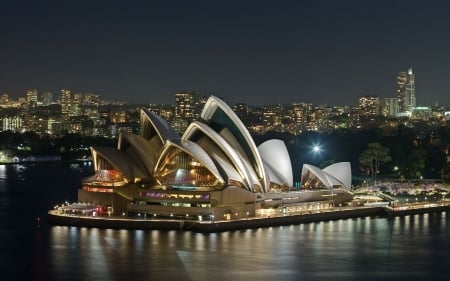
[48,199,450,233]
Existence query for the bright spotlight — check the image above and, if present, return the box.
[312,145,321,153]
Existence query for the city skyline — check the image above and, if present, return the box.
[1,0,450,106]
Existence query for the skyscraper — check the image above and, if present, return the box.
[59,89,72,117]
[26,88,38,106]
[396,67,416,114]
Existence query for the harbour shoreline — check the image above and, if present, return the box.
[47,204,450,233]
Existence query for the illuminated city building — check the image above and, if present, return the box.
[261,104,283,133]
[397,67,416,114]
[172,92,208,133]
[41,91,53,106]
[2,116,23,132]
[358,96,380,116]
[26,89,38,106]
[79,95,351,220]
[411,107,432,121]
[232,103,250,117]
[110,111,127,123]
[288,102,311,134]
[59,89,72,117]
[175,92,195,119]
[381,97,399,118]
[84,93,100,106]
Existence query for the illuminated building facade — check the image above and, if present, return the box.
[26,88,38,106]
[59,89,72,117]
[397,67,416,114]
[358,96,380,116]
[381,97,399,118]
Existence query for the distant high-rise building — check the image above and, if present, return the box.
[41,91,53,106]
[84,93,100,106]
[381,97,399,118]
[233,103,250,117]
[289,102,312,133]
[175,92,193,119]
[396,67,416,113]
[26,89,38,106]
[358,96,380,116]
[59,89,72,117]
[177,92,204,116]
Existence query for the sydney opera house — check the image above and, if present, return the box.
[77,96,353,221]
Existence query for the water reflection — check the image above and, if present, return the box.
[44,213,450,281]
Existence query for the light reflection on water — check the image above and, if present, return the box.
[40,214,450,281]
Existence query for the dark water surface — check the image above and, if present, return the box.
[1,163,449,281]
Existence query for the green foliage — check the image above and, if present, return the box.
[359,142,392,181]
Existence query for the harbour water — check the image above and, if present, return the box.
[1,163,449,281]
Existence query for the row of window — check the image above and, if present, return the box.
[139,191,210,200]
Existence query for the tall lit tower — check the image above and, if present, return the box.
[396,67,416,113]
[59,89,72,117]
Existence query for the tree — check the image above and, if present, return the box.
[359,142,392,183]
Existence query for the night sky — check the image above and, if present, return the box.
[1,0,450,106]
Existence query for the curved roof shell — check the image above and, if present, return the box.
[183,121,261,192]
[258,139,293,187]
[91,147,149,183]
[153,139,225,190]
[140,109,179,143]
[323,162,352,189]
[118,132,161,176]
[200,95,269,192]
[301,163,352,189]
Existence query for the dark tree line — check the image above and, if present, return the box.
[0,131,116,161]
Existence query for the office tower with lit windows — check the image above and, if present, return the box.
[59,89,72,117]
[358,96,380,116]
[26,88,38,106]
[396,67,416,114]
[175,92,192,119]
[381,97,400,118]
[173,92,205,133]
[289,102,311,134]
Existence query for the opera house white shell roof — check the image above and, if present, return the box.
[89,95,295,194]
[301,162,352,190]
